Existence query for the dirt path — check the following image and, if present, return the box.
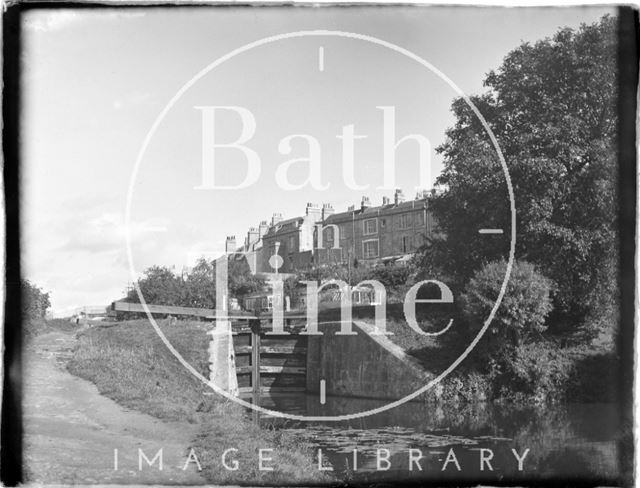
[23,331,207,485]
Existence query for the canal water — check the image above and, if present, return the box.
[255,396,624,484]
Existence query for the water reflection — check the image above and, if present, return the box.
[253,395,623,484]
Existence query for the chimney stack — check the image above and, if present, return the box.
[361,196,371,211]
[382,196,390,206]
[225,236,236,253]
[258,220,269,238]
[322,203,334,220]
[306,202,322,224]
[244,227,260,251]
[306,202,321,216]
[271,213,283,226]
[394,189,405,205]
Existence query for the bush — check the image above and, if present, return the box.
[460,259,554,358]
[495,341,573,403]
[22,280,51,321]
[458,260,565,403]
[22,280,51,338]
[437,370,491,404]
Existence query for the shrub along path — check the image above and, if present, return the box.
[23,330,206,485]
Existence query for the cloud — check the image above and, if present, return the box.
[23,10,146,33]
[58,211,169,255]
[23,11,81,33]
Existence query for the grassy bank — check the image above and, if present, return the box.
[357,309,618,405]
[24,317,82,341]
[67,319,332,485]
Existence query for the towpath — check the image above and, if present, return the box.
[23,330,206,485]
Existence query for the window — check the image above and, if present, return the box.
[381,219,386,228]
[363,218,378,235]
[339,224,346,240]
[417,212,425,226]
[402,235,412,253]
[325,226,334,242]
[399,214,412,229]
[363,239,379,258]
[288,236,295,251]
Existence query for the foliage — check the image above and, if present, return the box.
[227,258,263,297]
[494,341,573,403]
[128,265,185,306]
[68,320,332,484]
[126,257,264,309]
[415,15,618,333]
[285,262,413,303]
[457,261,586,403]
[22,279,51,321]
[183,259,216,308]
[22,279,52,338]
[460,259,554,354]
[437,370,491,404]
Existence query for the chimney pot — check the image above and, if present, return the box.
[306,202,321,218]
[361,196,371,211]
[394,188,405,205]
[321,203,335,220]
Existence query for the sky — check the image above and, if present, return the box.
[21,5,615,316]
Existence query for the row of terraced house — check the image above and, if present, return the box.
[226,188,440,277]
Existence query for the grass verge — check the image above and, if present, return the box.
[25,317,83,341]
[67,319,333,485]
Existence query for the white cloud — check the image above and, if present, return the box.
[23,11,81,33]
[58,211,168,255]
[23,10,146,33]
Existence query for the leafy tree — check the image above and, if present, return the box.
[416,16,617,332]
[184,258,216,308]
[22,279,51,321]
[126,256,264,309]
[127,265,184,306]
[228,258,264,298]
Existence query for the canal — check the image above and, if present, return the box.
[255,396,623,484]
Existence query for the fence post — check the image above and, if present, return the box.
[249,318,261,422]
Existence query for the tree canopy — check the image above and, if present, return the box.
[415,15,618,333]
[126,257,264,309]
[22,279,51,321]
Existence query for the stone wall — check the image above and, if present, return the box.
[306,320,431,401]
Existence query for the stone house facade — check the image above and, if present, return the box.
[227,189,438,275]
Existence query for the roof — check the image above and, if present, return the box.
[324,198,428,225]
[263,216,304,237]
